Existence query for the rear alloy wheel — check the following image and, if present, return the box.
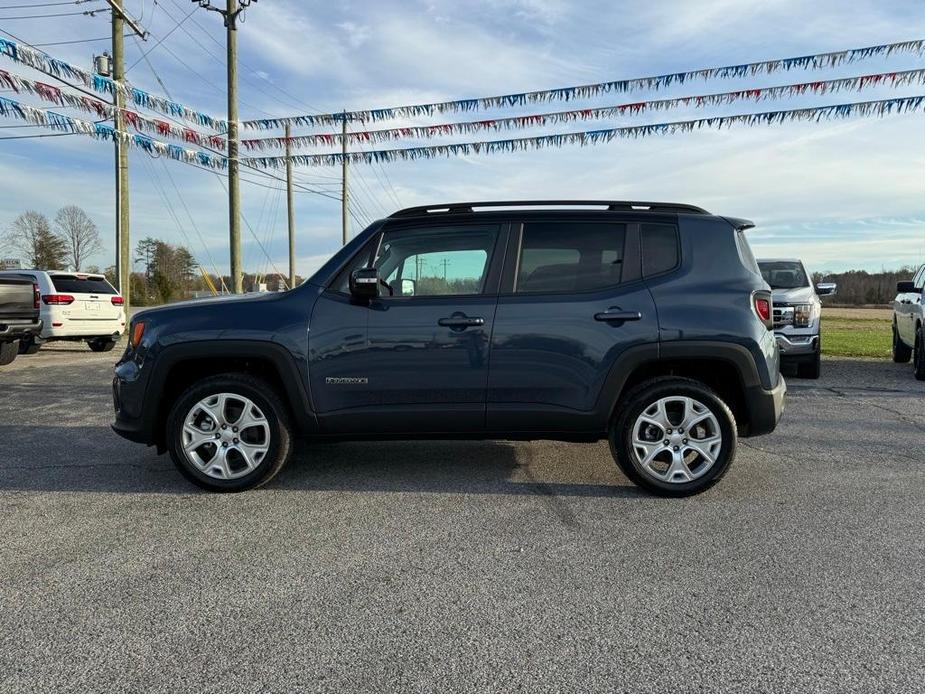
[915,326,925,381]
[893,322,912,363]
[87,338,117,353]
[610,377,737,497]
[166,374,293,492]
[0,341,17,366]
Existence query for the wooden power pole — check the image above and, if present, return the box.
[191,0,257,294]
[104,0,146,313]
[341,112,348,245]
[285,122,295,289]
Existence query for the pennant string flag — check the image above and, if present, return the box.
[0,36,228,133]
[0,95,226,169]
[238,68,925,150]
[0,68,227,149]
[240,38,925,128]
[239,95,925,168]
[3,94,923,171]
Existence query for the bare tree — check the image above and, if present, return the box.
[2,211,66,269]
[54,205,103,272]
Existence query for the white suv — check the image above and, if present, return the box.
[0,270,125,353]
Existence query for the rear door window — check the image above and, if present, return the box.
[50,276,117,294]
[514,222,626,293]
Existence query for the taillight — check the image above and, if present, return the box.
[753,291,773,329]
[111,296,125,306]
[130,322,146,348]
[42,294,75,305]
[32,282,40,309]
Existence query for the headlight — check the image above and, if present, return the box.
[793,304,813,328]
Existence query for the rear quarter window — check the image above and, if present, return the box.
[641,223,679,277]
[50,276,117,294]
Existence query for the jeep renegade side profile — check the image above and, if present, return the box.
[112,201,785,496]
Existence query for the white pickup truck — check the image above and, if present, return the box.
[892,264,925,379]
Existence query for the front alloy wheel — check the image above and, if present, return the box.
[166,374,293,491]
[610,377,737,496]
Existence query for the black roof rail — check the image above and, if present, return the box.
[388,200,710,218]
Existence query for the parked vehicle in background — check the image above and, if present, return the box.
[113,200,786,497]
[892,264,925,379]
[0,275,42,367]
[0,270,125,353]
[758,258,836,379]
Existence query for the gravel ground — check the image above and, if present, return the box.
[1,345,923,693]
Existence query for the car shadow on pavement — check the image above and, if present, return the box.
[0,426,640,498]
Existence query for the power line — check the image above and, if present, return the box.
[33,35,127,46]
[0,1,100,7]
[125,3,197,72]
[0,10,103,19]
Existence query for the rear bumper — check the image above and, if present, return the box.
[0,318,42,341]
[743,376,786,437]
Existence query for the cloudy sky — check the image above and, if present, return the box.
[1,0,924,277]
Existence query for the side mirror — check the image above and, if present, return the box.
[400,278,416,296]
[816,282,837,297]
[897,280,916,294]
[349,267,380,298]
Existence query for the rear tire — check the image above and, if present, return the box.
[0,341,17,366]
[87,338,117,353]
[166,373,293,492]
[893,322,912,363]
[796,351,821,379]
[609,377,737,497]
[914,326,925,381]
[18,336,41,355]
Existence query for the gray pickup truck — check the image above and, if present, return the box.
[0,275,42,367]
[758,258,836,379]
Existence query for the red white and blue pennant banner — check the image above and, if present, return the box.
[2,94,923,171]
[241,39,925,128]
[0,95,226,169]
[239,69,925,150]
[241,96,925,168]
[0,68,225,149]
[0,36,227,132]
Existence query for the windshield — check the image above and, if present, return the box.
[758,261,809,290]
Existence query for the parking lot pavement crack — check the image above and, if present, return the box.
[823,386,925,434]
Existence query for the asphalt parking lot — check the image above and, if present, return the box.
[1,343,923,693]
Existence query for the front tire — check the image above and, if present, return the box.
[0,341,17,366]
[914,326,925,381]
[893,322,912,363]
[796,351,821,379]
[166,374,293,492]
[610,377,737,497]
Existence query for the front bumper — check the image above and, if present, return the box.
[775,331,818,358]
[743,376,786,437]
[111,358,156,445]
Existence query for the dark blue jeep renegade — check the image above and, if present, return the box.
[113,201,785,496]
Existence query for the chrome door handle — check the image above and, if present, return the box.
[594,310,642,323]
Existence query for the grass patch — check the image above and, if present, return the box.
[821,316,892,358]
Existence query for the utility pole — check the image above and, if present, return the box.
[285,122,295,289]
[102,0,147,313]
[191,0,257,294]
[341,112,348,245]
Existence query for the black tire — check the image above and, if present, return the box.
[893,322,912,363]
[87,338,117,353]
[0,341,17,366]
[609,377,737,497]
[18,336,41,355]
[915,326,925,381]
[166,373,293,492]
[796,351,821,379]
